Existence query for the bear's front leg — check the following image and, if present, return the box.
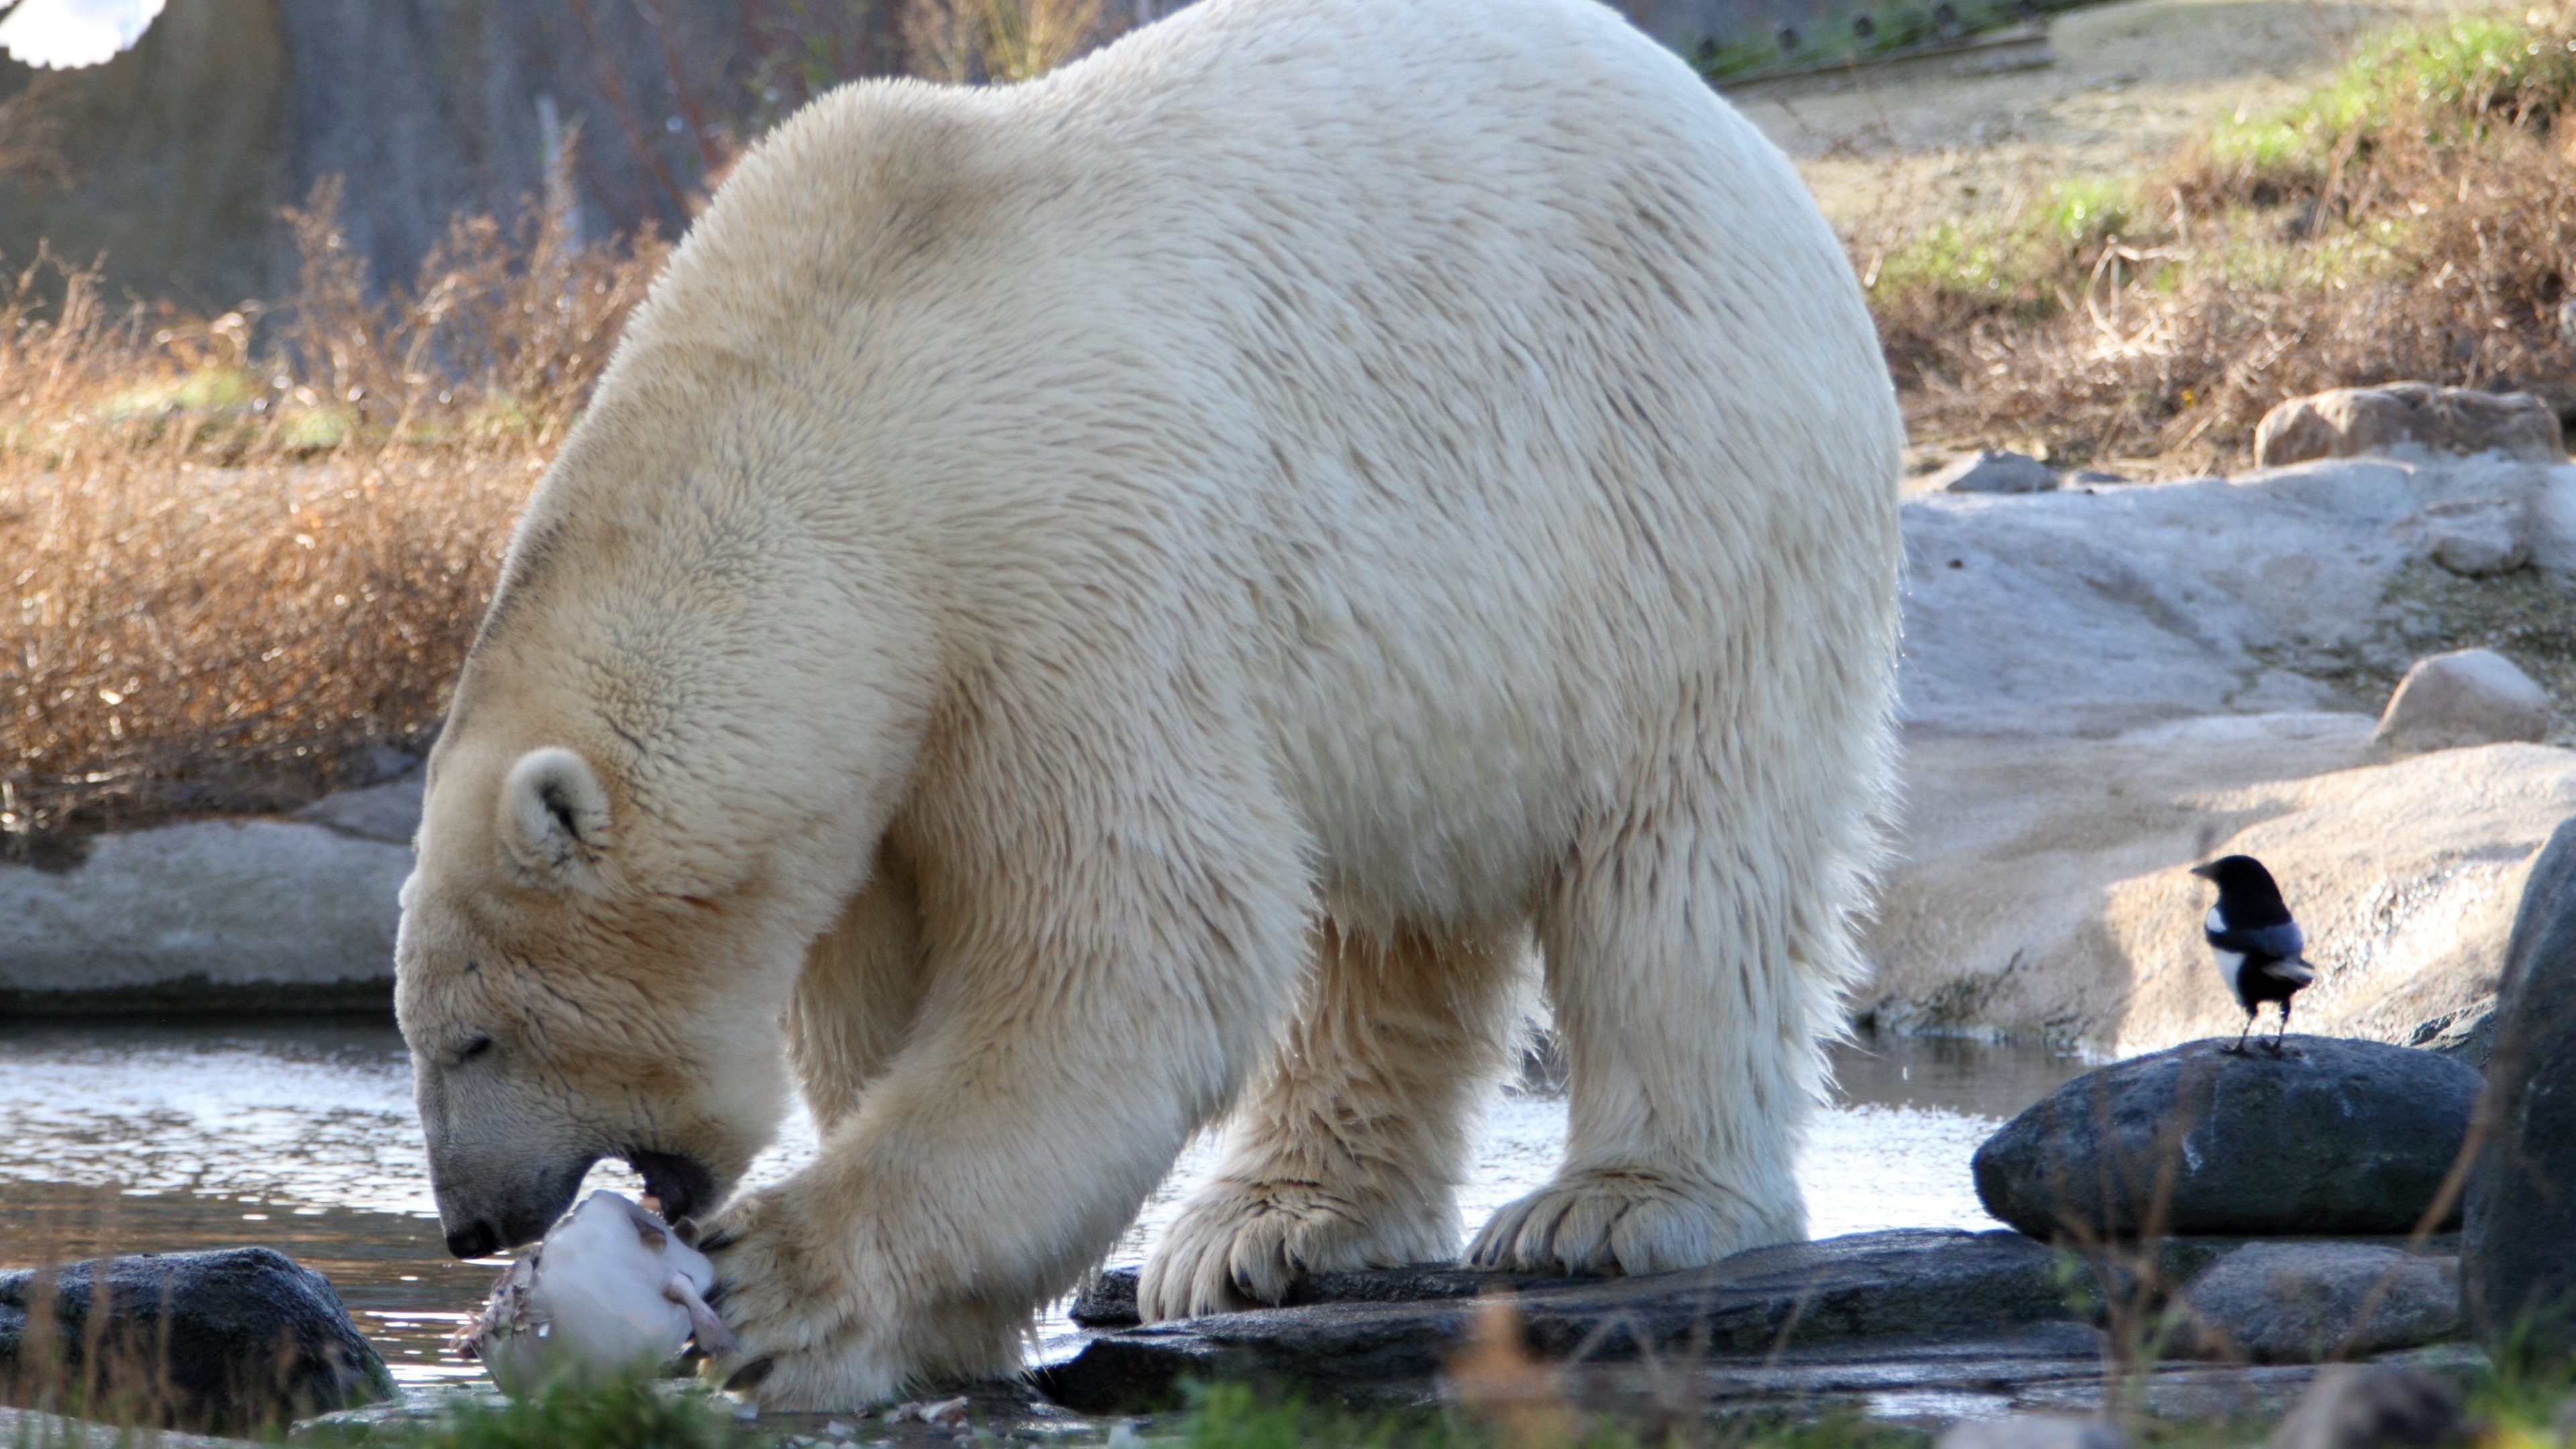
[699,751,1311,1406]
[1140,921,1521,1319]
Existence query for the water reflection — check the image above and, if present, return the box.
[0,1022,2082,1388]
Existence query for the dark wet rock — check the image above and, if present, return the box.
[1070,1263,1587,1329]
[2169,1243,2463,1362]
[1037,1229,2078,1413]
[2268,1364,2466,1449]
[2465,815,2576,1360]
[1936,1414,2126,1449]
[0,1248,391,1432]
[1972,1037,2481,1240]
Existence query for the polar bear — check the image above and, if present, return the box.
[394,0,1902,1410]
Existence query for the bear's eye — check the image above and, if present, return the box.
[453,1034,495,1065]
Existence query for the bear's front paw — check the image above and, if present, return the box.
[694,1186,896,1409]
[1138,1177,1456,1320]
[1464,1167,1796,1277]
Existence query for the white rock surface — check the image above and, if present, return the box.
[1901,455,2571,736]
[2374,649,2551,753]
[1878,454,2576,1051]
[2400,496,2530,576]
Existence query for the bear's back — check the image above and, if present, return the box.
[517,0,1900,925]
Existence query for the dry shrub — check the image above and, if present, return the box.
[1862,5,2576,470]
[0,73,68,192]
[0,184,667,859]
[903,0,1108,83]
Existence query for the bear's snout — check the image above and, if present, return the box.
[431,1152,594,1258]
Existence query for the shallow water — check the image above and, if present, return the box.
[0,1022,2082,1390]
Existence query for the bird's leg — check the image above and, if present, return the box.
[2230,1011,2255,1053]
[2271,998,2294,1055]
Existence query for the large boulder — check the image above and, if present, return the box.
[2373,650,2551,753]
[0,818,409,1014]
[2254,384,2565,468]
[0,1248,392,1432]
[0,770,421,1014]
[1972,1038,2481,1239]
[2463,816,2576,1361]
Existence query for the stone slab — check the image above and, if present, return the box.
[0,816,408,1011]
[1036,1229,2080,1413]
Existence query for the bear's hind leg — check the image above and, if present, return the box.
[1468,776,1855,1276]
[1138,920,1521,1320]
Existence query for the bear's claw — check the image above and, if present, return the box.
[1466,1167,1794,1278]
[1139,1177,1457,1322]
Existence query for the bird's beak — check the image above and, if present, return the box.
[2188,862,2217,880]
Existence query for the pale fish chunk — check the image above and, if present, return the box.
[450,1190,734,1396]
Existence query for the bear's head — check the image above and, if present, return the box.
[395,724,802,1259]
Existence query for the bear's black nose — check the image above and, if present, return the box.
[446,1220,501,1259]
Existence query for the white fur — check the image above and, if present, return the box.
[396,0,1902,1409]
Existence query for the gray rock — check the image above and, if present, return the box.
[2255,384,2566,468]
[2407,1000,2498,1070]
[2373,649,2551,753]
[0,1248,392,1432]
[1934,450,2060,494]
[2465,815,2576,1361]
[2169,1243,2462,1362]
[1937,1415,2126,1449]
[2398,497,2532,576]
[2267,1364,2465,1449]
[1036,1229,2080,1412]
[1972,1037,2482,1240]
[0,816,407,1014]
[294,773,425,845]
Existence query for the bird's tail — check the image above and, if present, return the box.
[2278,957,2318,985]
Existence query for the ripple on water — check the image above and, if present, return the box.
[0,1022,2082,1387]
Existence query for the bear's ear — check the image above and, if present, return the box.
[498,747,611,890]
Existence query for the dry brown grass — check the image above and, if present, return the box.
[1,6,1146,859]
[0,183,667,860]
[1856,3,2576,472]
[903,0,1109,83]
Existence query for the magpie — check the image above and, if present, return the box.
[2189,854,2316,1053]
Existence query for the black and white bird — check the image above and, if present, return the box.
[2189,854,2316,1052]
